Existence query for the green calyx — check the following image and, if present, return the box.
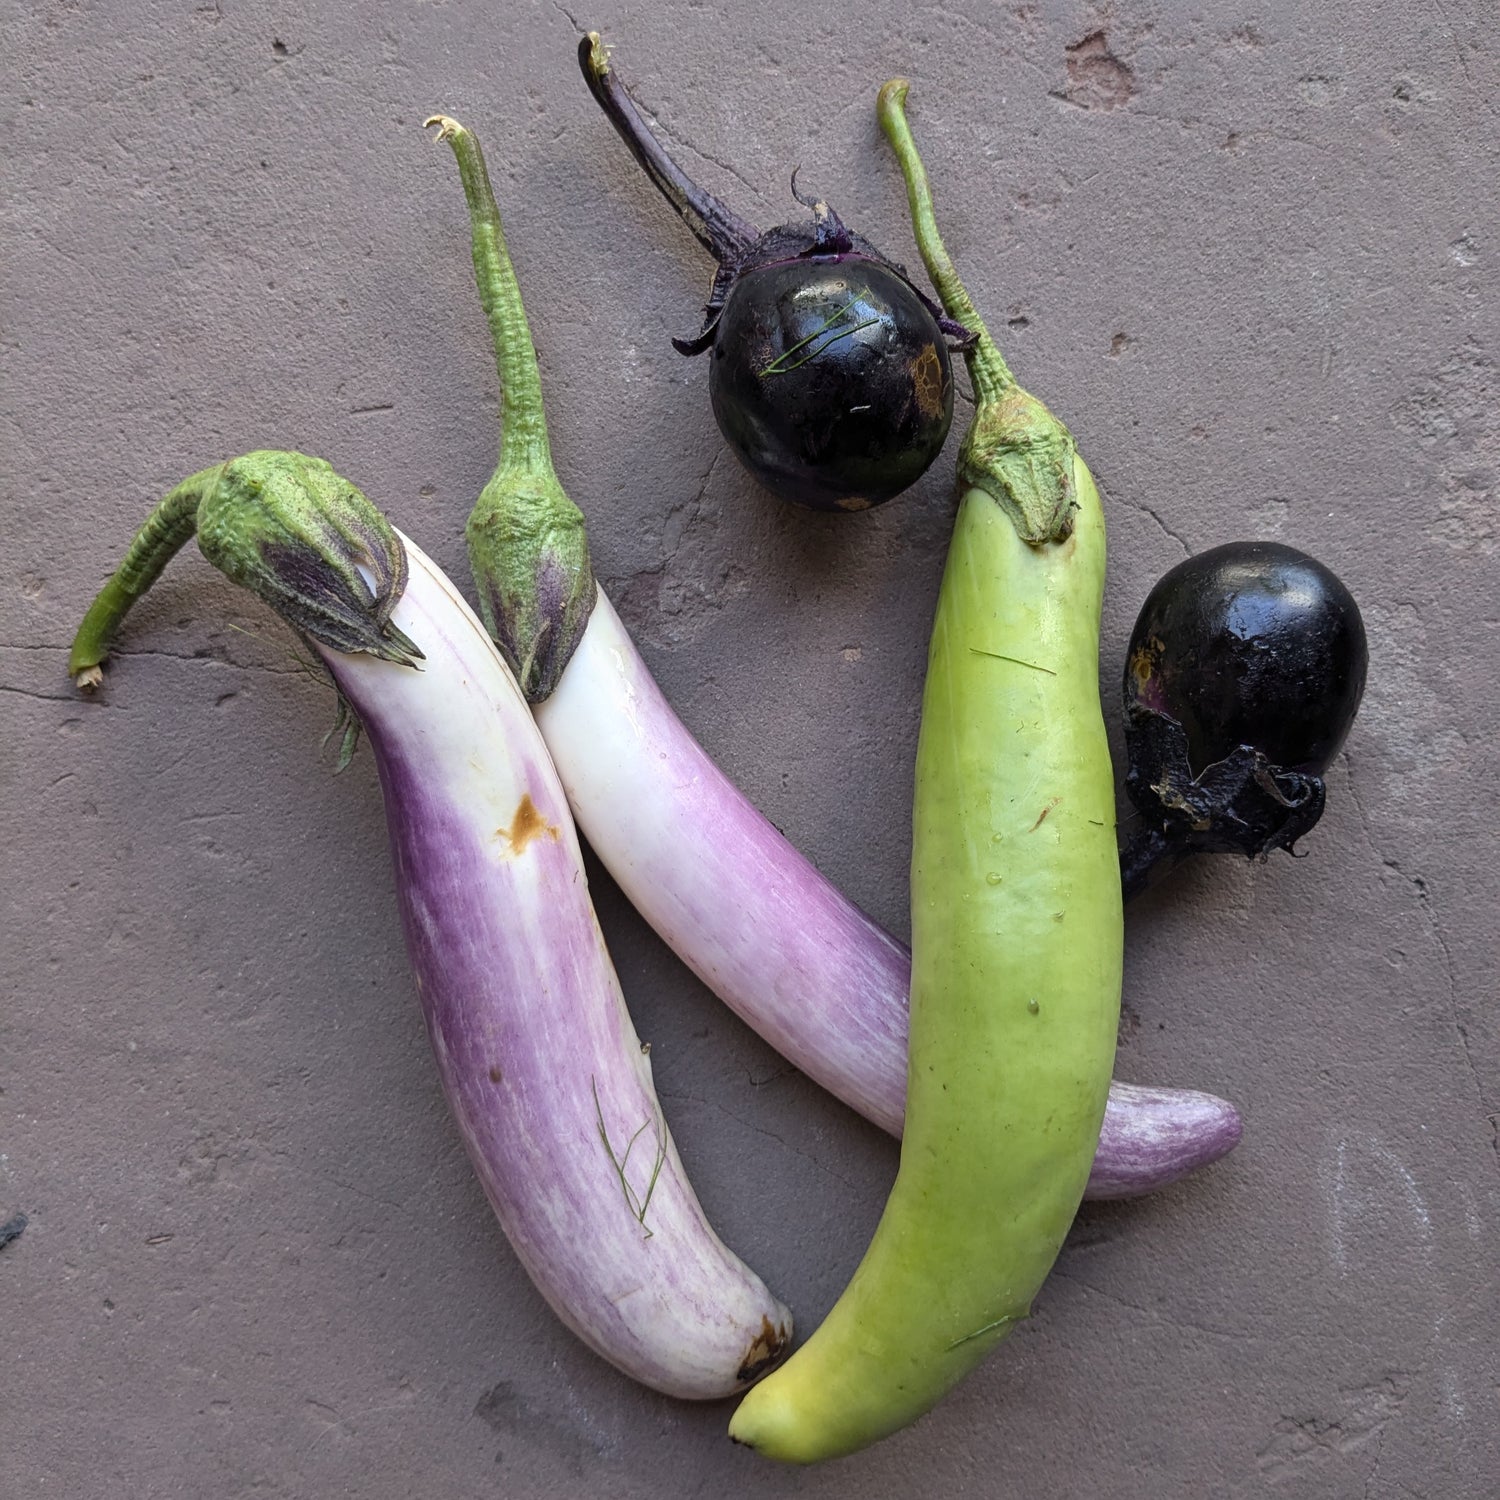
[465,466,595,703]
[428,114,597,703]
[877,79,1077,547]
[70,450,421,697]
[195,451,421,668]
[958,386,1078,546]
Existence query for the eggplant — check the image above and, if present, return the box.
[69,451,794,1399]
[1120,540,1369,899]
[579,34,971,513]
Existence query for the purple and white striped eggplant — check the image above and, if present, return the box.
[70,451,791,1400]
[430,116,1244,1201]
[536,592,1243,1199]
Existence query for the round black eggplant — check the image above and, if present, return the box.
[581,34,968,513]
[1120,540,1368,898]
[1126,540,1368,776]
[709,256,952,512]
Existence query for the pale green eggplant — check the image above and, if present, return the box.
[729,80,1123,1463]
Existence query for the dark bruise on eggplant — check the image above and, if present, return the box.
[580,34,973,512]
[1120,540,1369,899]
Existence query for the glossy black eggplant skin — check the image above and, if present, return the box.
[1125,540,1369,777]
[708,255,953,512]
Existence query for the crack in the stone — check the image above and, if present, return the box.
[1345,754,1497,1169]
[1114,491,1190,555]
[0,683,79,704]
[3,647,320,705]
[684,448,723,525]
[648,115,766,214]
[1051,1269,1262,1344]
[549,0,583,35]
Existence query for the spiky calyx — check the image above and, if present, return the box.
[194,451,422,666]
[464,468,595,703]
[71,450,421,692]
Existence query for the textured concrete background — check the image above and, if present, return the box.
[3,0,1496,1494]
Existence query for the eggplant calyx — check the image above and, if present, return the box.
[1124,702,1327,862]
[196,451,423,669]
[69,452,421,696]
[465,468,596,705]
[959,386,1079,545]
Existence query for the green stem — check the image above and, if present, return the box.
[69,465,222,685]
[877,80,1015,408]
[877,79,1077,547]
[426,115,553,477]
[427,115,596,703]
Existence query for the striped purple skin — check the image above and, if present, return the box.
[315,538,790,1400]
[1087,1083,1243,1200]
[536,590,1243,1198]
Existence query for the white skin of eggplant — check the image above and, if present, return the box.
[534,588,1241,1197]
[314,536,790,1400]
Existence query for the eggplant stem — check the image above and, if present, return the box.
[877,80,1015,407]
[426,116,555,476]
[68,465,222,686]
[880,78,1076,547]
[579,33,760,267]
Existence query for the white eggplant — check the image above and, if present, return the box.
[70,451,791,1400]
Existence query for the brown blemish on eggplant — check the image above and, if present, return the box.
[836,494,873,512]
[912,343,944,419]
[1128,640,1159,690]
[736,1315,791,1384]
[501,793,560,854]
[488,1065,504,1084]
[1029,797,1062,831]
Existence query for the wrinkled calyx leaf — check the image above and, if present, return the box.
[465,468,595,703]
[69,451,420,703]
[1122,703,1327,884]
[196,451,422,668]
[959,387,1080,546]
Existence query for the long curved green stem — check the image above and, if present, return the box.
[877,79,1076,547]
[426,115,552,475]
[69,465,222,686]
[876,81,1015,407]
[426,115,595,704]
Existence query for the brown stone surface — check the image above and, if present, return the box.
[3,1,1496,1494]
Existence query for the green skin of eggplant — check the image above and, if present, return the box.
[729,455,1121,1461]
